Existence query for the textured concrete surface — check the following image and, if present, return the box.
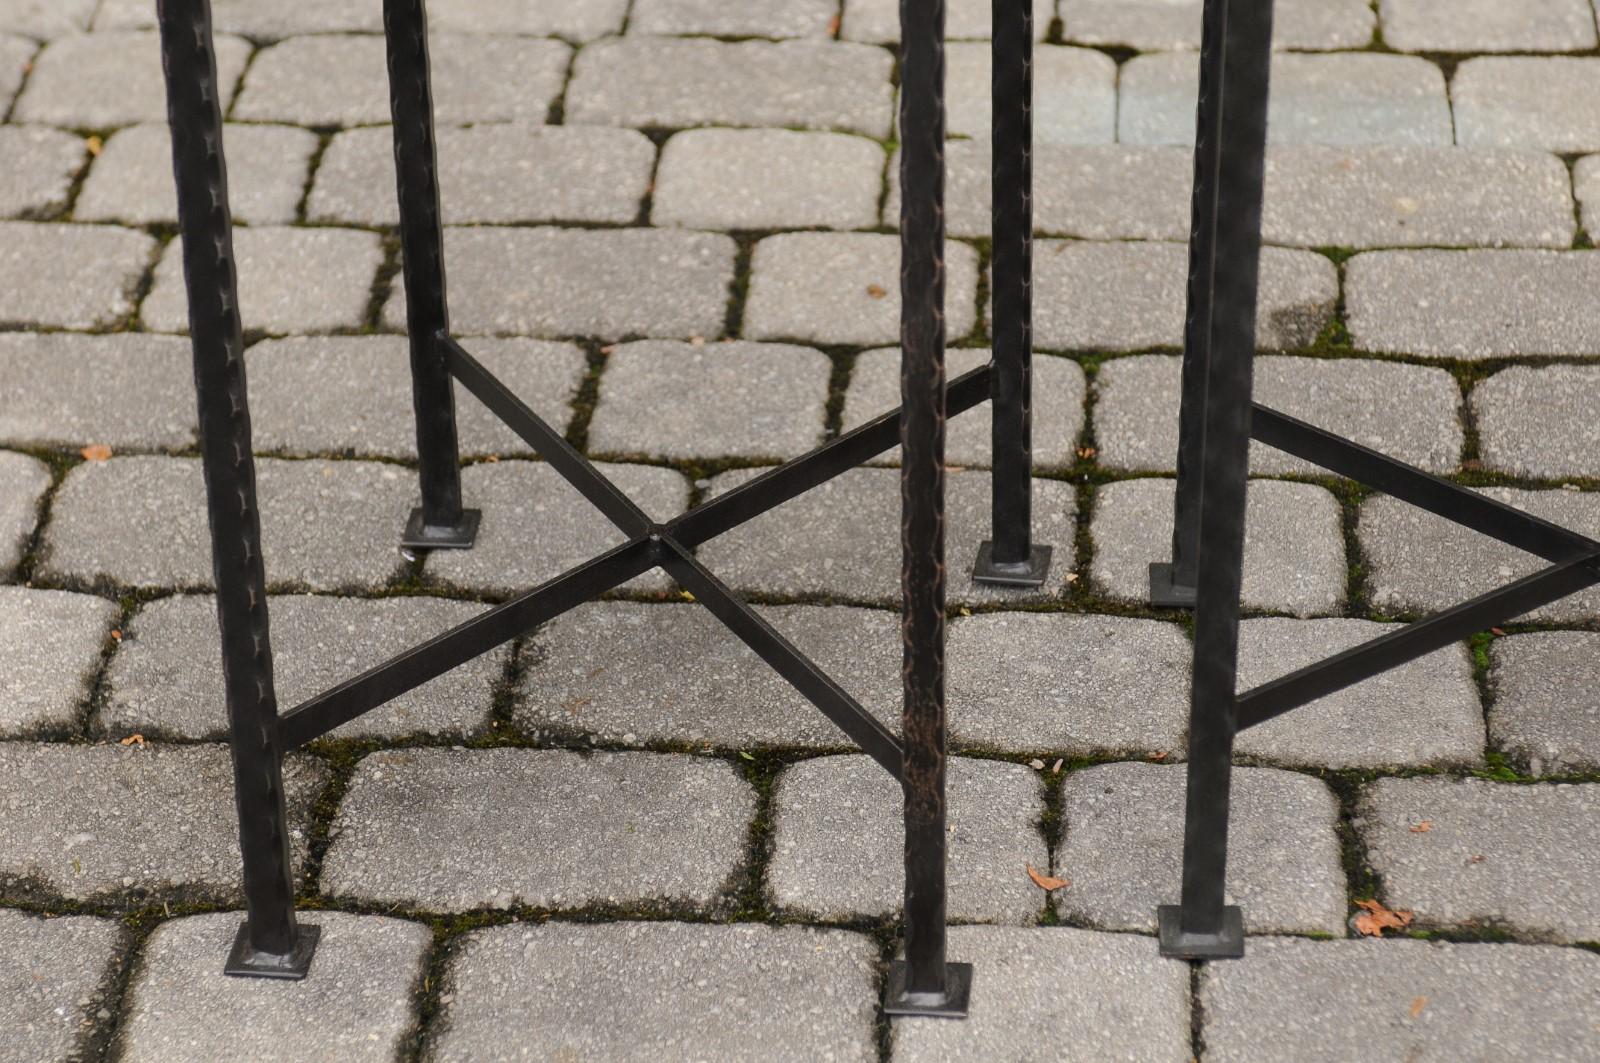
[0,221,155,331]
[631,0,838,38]
[0,332,197,451]
[0,910,123,1063]
[944,43,1117,144]
[1064,0,1374,50]
[0,125,83,219]
[0,586,116,734]
[845,0,1053,43]
[1473,363,1600,479]
[1380,0,1598,52]
[0,449,51,579]
[12,31,249,127]
[1455,57,1600,151]
[1490,631,1600,774]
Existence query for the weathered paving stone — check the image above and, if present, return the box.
[117,912,430,1063]
[946,612,1191,755]
[840,348,1085,470]
[1454,58,1600,152]
[76,123,316,227]
[1575,154,1600,238]
[630,0,838,38]
[0,587,116,734]
[322,749,754,911]
[143,226,383,335]
[0,743,323,903]
[1379,0,1597,53]
[1361,488,1600,622]
[1031,242,1336,352]
[424,460,688,596]
[1473,364,1600,479]
[891,926,1192,1063]
[1200,936,1600,1063]
[0,911,122,1063]
[245,336,587,459]
[13,31,250,127]
[0,35,35,113]
[769,755,1048,923]
[565,37,896,138]
[1363,776,1600,942]
[0,222,155,330]
[0,0,98,39]
[1063,0,1374,50]
[92,0,383,37]
[432,922,878,1063]
[308,124,655,228]
[102,594,508,741]
[515,602,901,748]
[651,128,884,232]
[0,450,50,579]
[0,332,197,450]
[1233,618,1483,770]
[945,42,1117,144]
[233,34,571,127]
[1058,762,1347,934]
[1347,250,1600,359]
[698,467,1079,605]
[424,0,627,39]
[844,0,1052,42]
[41,456,415,592]
[1090,478,1346,617]
[1118,52,1453,147]
[1094,354,1463,476]
[744,233,980,346]
[588,341,831,461]
[0,126,83,219]
[1490,632,1600,775]
[383,227,737,341]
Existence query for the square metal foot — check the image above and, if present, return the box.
[1148,562,1197,608]
[883,961,974,1018]
[1157,904,1244,959]
[973,541,1052,588]
[401,507,481,551]
[224,921,320,980]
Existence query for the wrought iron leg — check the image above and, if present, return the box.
[1158,0,1274,961]
[975,0,1051,589]
[387,0,479,551]
[157,0,318,979]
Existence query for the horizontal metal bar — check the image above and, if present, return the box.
[1252,403,1600,563]
[279,537,658,748]
[1236,552,1600,731]
[443,336,652,538]
[670,362,993,549]
[659,539,905,780]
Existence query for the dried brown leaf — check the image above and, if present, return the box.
[1409,821,1432,833]
[1352,898,1413,938]
[1026,864,1069,891]
[119,734,146,747]
[80,443,112,462]
[865,284,887,299]
[1409,996,1427,1019]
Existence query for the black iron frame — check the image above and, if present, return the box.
[1149,0,1600,959]
[157,0,1053,1016]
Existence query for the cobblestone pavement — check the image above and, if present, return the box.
[2,0,1599,1059]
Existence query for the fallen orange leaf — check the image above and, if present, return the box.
[865,284,887,299]
[80,443,113,461]
[1352,898,1413,938]
[1026,864,1069,892]
[119,734,146,748]
[1409,821,1432,833]
[1409,996,1427,1019]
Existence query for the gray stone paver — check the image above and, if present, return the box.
[1347,251,1600,359]
[0,910,122,1063]
[1474,364,1600,479]
[76,123,317,227]
[0,743,323,903]
[0,221,155,330]
[308,124,655,228]
[0,126,83,219]
[630,0,838,38]
[698,467,1080,605]
[12,31,250,128]
[117,912,431,1063]
[1379,0,1598,53]
[383,227,737,340]
[839,348,1086,470]
[768,754,1048,924]
[0,332,197,450]
[1575,154,1600,239]
[1234,618,1484,770]
[321,749,754,911]
[1200,936,1600,1063]
[424,0,628,39]
[41,456,414,592]
[0,450,51,579]
[844,0,1053,42]
[945,42,1118,144]
[1118,52,1453,147]
[1490,632,1600,776]
[565,37,896,138]
[1090,477,1347,617]
[1063,0,1374,50]
[0,587,116,734]
[651,128,884,232]
[432,922,878,1063]
[92,0,383,37]
[0,0,97,39]
[1360,487,1600,622]
[142,225,383,335]
[1058,762,1347,934]
[588,340,831,460]
[1094,354,1463,476]
[102,594,507,741]
[1031,241,1336,352]
[1364,776,1600,943]
[743,232,980,346]
[244,335,587,459]
[0,35,34,114]
[1454,58,1600,152]
[891,926,1192,1063]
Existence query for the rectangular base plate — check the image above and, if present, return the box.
[973,541,1052,588]
[401,506,481,551]
[1157,904,1244,959]
[883,960,974,1018]
[224,921,321,980]
[1148,561,1197,608]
